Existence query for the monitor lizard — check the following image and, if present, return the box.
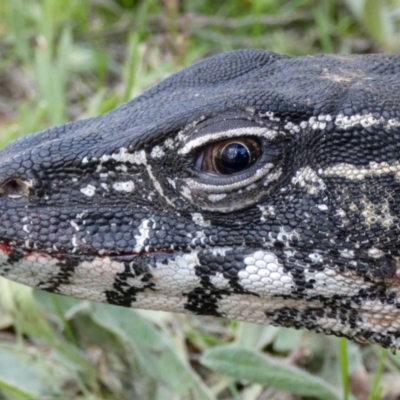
[0,49,400,349]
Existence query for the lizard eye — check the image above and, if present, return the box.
[195,138,261,175]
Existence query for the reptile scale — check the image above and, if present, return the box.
[0,49,400,348]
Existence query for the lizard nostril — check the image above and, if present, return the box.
[0,178,34,199]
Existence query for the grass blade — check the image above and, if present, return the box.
[339,337,349,400]
[368,348,386,400]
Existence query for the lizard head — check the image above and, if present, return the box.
[1,49,400,348]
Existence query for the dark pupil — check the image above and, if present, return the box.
[216,143,250,174]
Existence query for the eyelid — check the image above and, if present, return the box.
[185,162,276,193]
[178,127,278,155]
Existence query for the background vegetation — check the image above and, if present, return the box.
[0,0,400,399]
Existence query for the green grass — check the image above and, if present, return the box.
[0,0,400,398]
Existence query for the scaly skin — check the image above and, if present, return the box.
[1,50,400,348]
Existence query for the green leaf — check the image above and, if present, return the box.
[7,285,96,378]
[235,322,279,350]
[201,345,341,400]
[0,348,50,399]
[272,327,303,352]
[91,305,214,400]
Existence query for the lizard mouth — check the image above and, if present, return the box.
[0,240,175,258]
[0,242,11,253]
